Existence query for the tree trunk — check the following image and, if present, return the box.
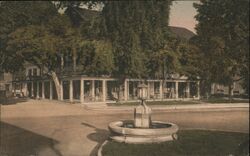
[73,47,77,72]
[117,86,121,102]
[73,55,76,72]
[117,77,126,102]
[200,80,211,99]
[162,79,166,99]
[228,84,233,102]
[51,71,62,100]
[61,54,64,71]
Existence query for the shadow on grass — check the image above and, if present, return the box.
[202,98,249,103]
[81,122,109,156]
[0,121,61,156]
[0,97,28,105]
[102,130,249,156]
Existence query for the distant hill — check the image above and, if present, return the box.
[169,26,195,40]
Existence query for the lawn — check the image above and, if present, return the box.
[107,98,249,106]
[102,130,249,156]
[107,100,202,106]
[202,98,249,104]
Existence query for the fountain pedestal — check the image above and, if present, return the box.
[134,100,152,128]
[108,83,178,144]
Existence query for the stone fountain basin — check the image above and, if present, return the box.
[108,120,179,143]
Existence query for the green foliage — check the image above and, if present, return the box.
[1,1,205,99]
[6,13,75,72]
[77,40,114,76]
[147,43,180,79]
[177,41,201,79]
[1,1,206,84]
[8,28,50,72]
[1,1,113,77]
[194,0,249,95]
[102,1,173,79]
[240,67,249,95]
[0,1,58,72]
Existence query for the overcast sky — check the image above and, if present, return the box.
[169,1,199,33]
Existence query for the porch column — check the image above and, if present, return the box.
[36,82,39,99]
[197,81,200,99]
[31,82,34,97]
[23,83,28,97]
[91,80,95,101]
[20,83,23,97]
[175,81,179,99]
[42,81,45,99]
[102,80,106,102]
[69,80,73,103]
[186,82,190,98]
[60,81,64,101]
[80,79,84,103]
[124,79,128,101]
[159,80,163,99]
[152,82,155,98]
[231,82,235,96]
[132,81,136,98]
[49,81,53,100]
[13,83,16,97]
[147,82,150,99]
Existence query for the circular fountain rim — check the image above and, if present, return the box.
[109,120,179,136]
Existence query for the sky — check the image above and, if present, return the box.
[169,1,199,33]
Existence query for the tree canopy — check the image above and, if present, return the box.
[0,1,115,98]
[194,0,249,96]
[0,1,58,72]
[1,1,187,79]
[102,1,174,79]
[1,0,247,98]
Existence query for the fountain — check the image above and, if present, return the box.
[108,83,179,144]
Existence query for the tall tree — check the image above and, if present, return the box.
[102,0,173,79]
[194,0,249,98]
[1,1,116,99]
[0,1,58,72]
[0,2,80,99]
[6,18,70,99]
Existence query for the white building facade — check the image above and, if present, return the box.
[12,64,200,104]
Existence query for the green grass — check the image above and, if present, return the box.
[107,100,201,106]
[202,98,249,104]
[102,130,249,156]
[107,98,249,106]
